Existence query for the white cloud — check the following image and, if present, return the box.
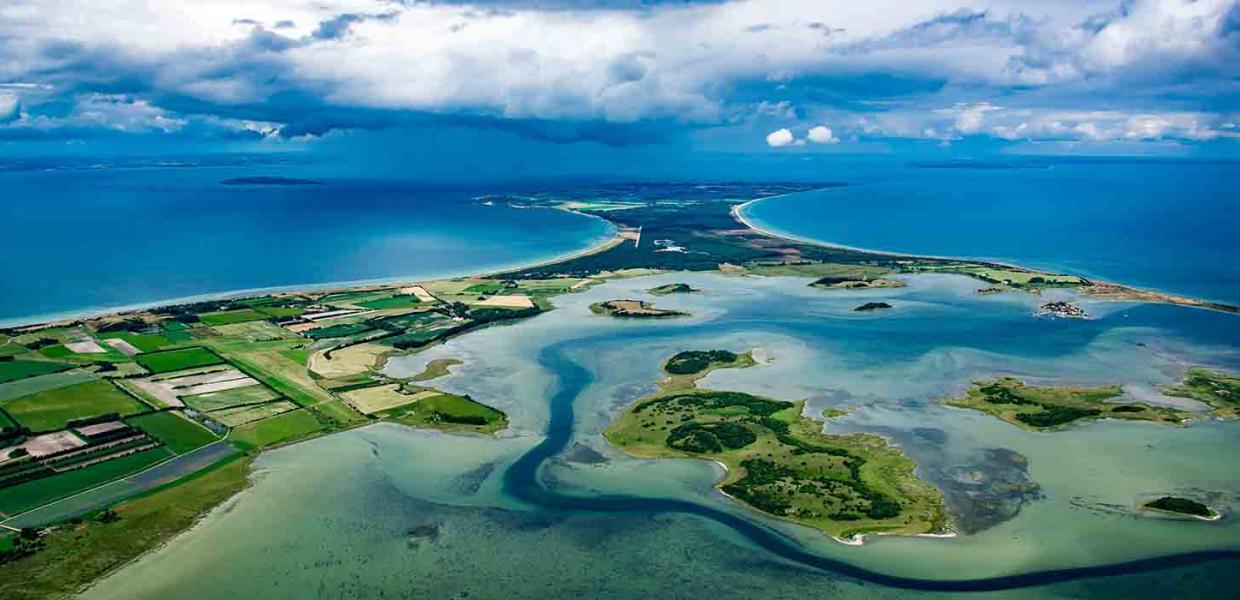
[0,0,1234,146]
[766,128,795,147]
[806,125,839,144]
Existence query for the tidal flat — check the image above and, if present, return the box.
[82,271,1240,598]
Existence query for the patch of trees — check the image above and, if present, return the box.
[96,318,146,333]
[1014,406,1100,427]
[1110,405,1146,413]
[665,421,755,453]
[664,350,738,375]
[23,338,58,350]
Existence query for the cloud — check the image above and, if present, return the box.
[0,93,19,123]
[806,125,839,144]
[765,128,795,147]
[0,0,1235,149]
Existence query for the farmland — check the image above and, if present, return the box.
[125,412,219,454]
[2,380,147,432]
[135,347,224,374]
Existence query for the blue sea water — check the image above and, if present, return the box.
[0,167,613,325]
[742,159,1240,304]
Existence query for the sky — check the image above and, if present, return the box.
[1,0,1238,177]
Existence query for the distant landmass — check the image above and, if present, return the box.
[221,176,322,186]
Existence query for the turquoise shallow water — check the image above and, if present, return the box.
[0,168,613,325]
[83,272,1240,599]
[741,159,1240,304]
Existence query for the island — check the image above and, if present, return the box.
[853,302,893,312]
[1140,496,1220,520]
[1161,368,1239,418]
[590,299,687,319]
[943,377,1201,430]
[648,283,698,296]
[1040,301,1087,318]
[605,349,948,541]
[810,276,905,290]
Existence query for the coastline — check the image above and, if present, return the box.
[0,207,619,330]
[733,196,1238,314]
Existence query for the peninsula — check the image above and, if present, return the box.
[0,182,1236,597]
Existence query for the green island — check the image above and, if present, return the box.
[589,299,688,319]
[811,275,906,290]
[853,302,893,312]
[648,283,698,296]
[943,376,1221,431]
[605,349,948,540]
[1140,496,1220,520]
[1160,368,1239,418]
[1,182,1236,595]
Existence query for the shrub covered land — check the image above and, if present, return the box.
[944,377,1216,430]
[606,352,947,539]
[1160,368,1239,419]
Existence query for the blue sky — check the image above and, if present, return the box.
[1,0,1238,176]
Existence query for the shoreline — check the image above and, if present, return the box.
[0,208,620,331]
[733,196,1237,311]
[6,186,1234,333]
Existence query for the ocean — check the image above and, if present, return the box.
[740,158,1240,304]
[0,166,613,326]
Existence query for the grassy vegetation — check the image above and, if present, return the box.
[2,380,147,432]
[590,299,688,318]
[197,308,268,326]
[125,411,219,454]
[1161,368,1239,418]
[0,456,252,600]
[209,401,298,427]
[229,409,325,451]
[96,332,173,353]
[356,295,422,310]
[0,448,173,516]
[411,358,462,382]
[0,361,74,384]
[945,377,1197,431]
[382,392,508,435]
[135,347,224,374]
[182,385,280,412]
[605,358,946,539]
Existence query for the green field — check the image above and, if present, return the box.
[209,401,297,427]
[198,309,268,326]
[97,332,174,353]
[355,295,422,310]
[0,360,74,384]
[463,283,505,295]
[135,347,224,374]
[2,380,148,432]
[182,385,280,412]
[229,409,325,450]
[303,323,374,340]
[383,392,507,434]
[0,447,173,516]
[0,371,97,404]
[126,411,219,454]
